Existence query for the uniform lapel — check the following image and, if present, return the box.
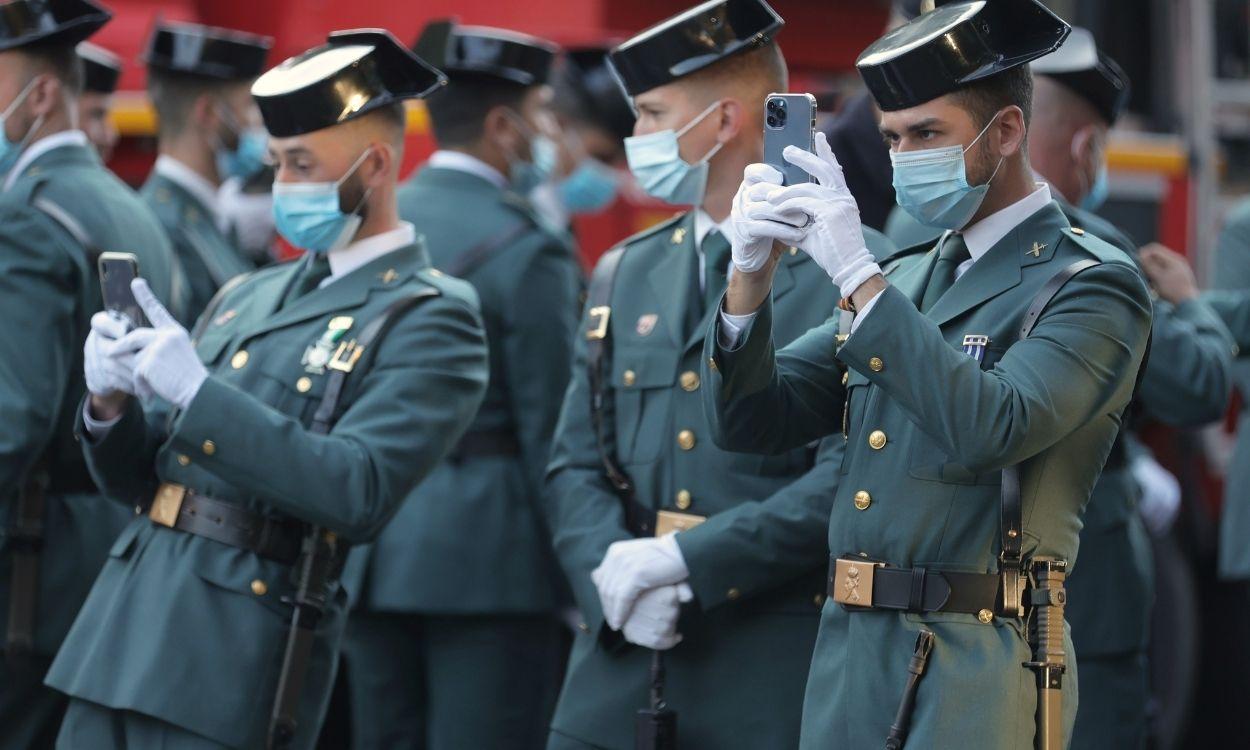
[926,202,1068,328]
[889,236,944,310]
[645,213,696,348]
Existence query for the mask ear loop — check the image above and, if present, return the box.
[5,76,46,156]
[675,99,726,165]
[965,109,1006,187]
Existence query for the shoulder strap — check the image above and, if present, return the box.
[999,258,1102,613]
[443,222,533,279]
[32,196,101,265]
[585,245,657,537]
[309,288,441,435]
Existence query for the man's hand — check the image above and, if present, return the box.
[84,311,137,420]
[116,278,208,410]
[592,534,690,630]
[764,132,882,298]
[1139,243,1200,304]
[620,583,694,650]
[730,163,806,274]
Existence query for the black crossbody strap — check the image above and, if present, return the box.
[443,222,532,279]
[585,246,656,537]
[33,196,102,266]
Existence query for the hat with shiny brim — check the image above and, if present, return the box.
[0,0,111,52]
[252,28,447,138]
[143,21,272,81]
[608,0,784,97]
[1031,26,1130,125]
[414,19,557,87]
[857,0,1070,112]
[78,40,120,93]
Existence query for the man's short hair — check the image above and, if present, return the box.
[24,42,83,96]
[147,69,234,139]
[950,66,1034,130]
[681,42,787,110]
[424,72,530,148]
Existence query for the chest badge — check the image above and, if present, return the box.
[962,334,990,364]
[302,316,354,374]
[670,227,687,245]
[1028,242,1046,258]
[636,314,659,337]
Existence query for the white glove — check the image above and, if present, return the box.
[729,163,808,274]
[763,132,882,297]
[621,583,694,650]
[1132,452,1182,536]
[84,311,139,398]
[592,534,690,630]
[116,278,208,410]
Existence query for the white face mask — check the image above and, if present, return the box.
[623,99,724,206]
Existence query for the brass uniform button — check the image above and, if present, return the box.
[1070,227,1086,236]
[677,430,696,451]
[202,440,216,456]
[853,491,872,511]
[868,357,884,372]
[623,370,637,387]
[296,377,312,393]
[231,350,249,369]
[977,609,994,624]
[868,430,887,450]
[578,622,589,633]
[707,357,718,373]
[680,371,700,392]
[250,579,268,596]
[727,587,741,601]
[675,490,692,510]
[177,454,191,467]
[814,593,825,607]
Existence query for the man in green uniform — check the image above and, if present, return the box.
[706,1,1152,747]
[76,42,120,162]
[1028,30,1234,749]
[46,30,489,749]
[544,2,893,747]
[340,21,579,749]
[141,21,272,323]
[0,3,184,747]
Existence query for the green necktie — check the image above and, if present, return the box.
[920,233,971,313]
[702,230,732,313]
[284,253,332,307]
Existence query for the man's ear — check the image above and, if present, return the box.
[995,105,1027,158]
[26,74,61,119]
[361,142,394,186]
[191,92,221,132]
[482,105,518,150]
[715,98,745,144]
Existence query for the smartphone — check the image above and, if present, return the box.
[98,252,148,329]
[763,93,817,186]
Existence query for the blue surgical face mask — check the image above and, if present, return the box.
[214,103,268,181]
[557,158,619,214]
[0,77,44,177]
[890,113,1005,230]
[504,110,558,194]
[1080,164,1109,212]
[271,149,372,253]
[624,99,724,206]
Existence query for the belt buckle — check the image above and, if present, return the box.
[586,306,611,340]
[150,483,186,527]
[654,510,706,536]
[328,339,365,373]
[832,557,882,608]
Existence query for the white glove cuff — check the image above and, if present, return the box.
[832,259,883,300]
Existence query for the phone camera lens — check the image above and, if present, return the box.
[767,99,779,111]
[775,99,787,110]
[766,115,778,128]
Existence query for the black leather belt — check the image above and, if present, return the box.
[148,483,303,565]
[828,556,1005,617]
[447,430,521,462]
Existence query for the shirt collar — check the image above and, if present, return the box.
[3,130,89,191]
[427,150,508,190]
[324,222,417,286]
[959,183,1052,262]
[155,155,221,220]
[694,209,733,250]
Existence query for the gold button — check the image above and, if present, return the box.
[977,609,994,624]
[1071,227,1085,236]
[177,454,191,466]
[680,371,700,392]
[202,440,216,456]
[841,371,849,386]
[814,593,825,607]
[675,490,692,510]
[677,430,696,451]
[231,350,249,369]
[623,370,636,387]
[707,357,718,373]
[868,357,884,372]
[250,579,268,596]
[296,377,312,393]
[853,490,872,510]
[727,587,741,601]
[868,430,887,450]
[578,622,589,633]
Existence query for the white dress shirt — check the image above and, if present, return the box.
[3,129,90,191]
[427,150,508,190]
[154,155,221,223]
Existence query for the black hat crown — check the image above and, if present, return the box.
[143,20,272,81]
[413,19,557,87]
[0,0,111,52]
[1031,27,1130,125]
[78,40,120,94]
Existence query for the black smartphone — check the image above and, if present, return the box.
[98,251,148,329]
[763,93,817,186]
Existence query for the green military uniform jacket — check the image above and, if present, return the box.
[142,167,256,324]
[705,202,1152,749]
[1200,198,1250,579]
[0,139,181,659]
[342,165,582,614]
[45,240,489,749]
[544,210,894,749]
